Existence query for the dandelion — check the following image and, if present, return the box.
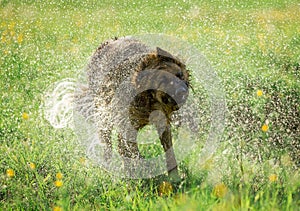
[158,181,173,196]
[6,169,15,178]
[257,89,263,97]
[79,157,86,165]
[1,35,6,43]
[53,206,63,211]
[212,183,228,198]
[22,112,29,120]
[8,22,16,30]
[29,162,36,170]
[54,180,63,188]
[269,174,278,182]
[261,124,269,132]
[56,172,63,180]
[17,34,23,44]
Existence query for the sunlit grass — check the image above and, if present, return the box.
[1,0,299,210]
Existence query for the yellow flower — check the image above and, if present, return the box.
[29,162,36,170]
[158,181,173,196]
[261,124,269,132]
[269,174,278,182]
[17,34,23,44]
[53,206,63,211]
[8,22,16,30]
[1,35,6,43]
[212,183,228,198]
[257,90,263,97]
[6,169,15,178]
[22,112,29,120]
[79,157,86,165]
[56,172,63,180]
[54,180,63,188]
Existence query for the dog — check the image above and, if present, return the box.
[83,37,190,180]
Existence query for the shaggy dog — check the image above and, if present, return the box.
[81,37,190,180]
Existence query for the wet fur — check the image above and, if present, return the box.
[85,37,190,179]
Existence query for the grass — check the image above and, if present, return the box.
[1,0,300,210]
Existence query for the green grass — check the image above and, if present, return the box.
[1,0,299,210]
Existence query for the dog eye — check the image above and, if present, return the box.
[175,72,183,79]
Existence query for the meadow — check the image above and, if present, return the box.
[1,0,299,210]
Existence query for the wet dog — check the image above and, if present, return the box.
[84,37,190,180]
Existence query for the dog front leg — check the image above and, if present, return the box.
[159,124,180,182]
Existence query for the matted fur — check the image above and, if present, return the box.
[80,37,190,179]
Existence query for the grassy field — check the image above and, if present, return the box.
[1,0,299,210]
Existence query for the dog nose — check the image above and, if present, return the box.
[175,86,188,97]
[174,86,188,104]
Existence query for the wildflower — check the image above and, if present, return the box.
[29,162,36,170]
[54,180,63,188]
[79,157,86,165]
[53,206,63,211]
[269,174,278,182]
[22,112,29,120]
[256,89,263,97]
[8,22,16,30]
[212,183,228,198]
[1,35,6,43]
[158,181,173,196]
[261,124,269,132]
[17,34,23,44]
[56,172,63,180]
[6,169,15,178]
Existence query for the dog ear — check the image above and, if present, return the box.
[156,47,185,68]
[156,47,176,61]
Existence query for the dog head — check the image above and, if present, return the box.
[134,47,190,113]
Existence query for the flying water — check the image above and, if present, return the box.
[41,34,227,178]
